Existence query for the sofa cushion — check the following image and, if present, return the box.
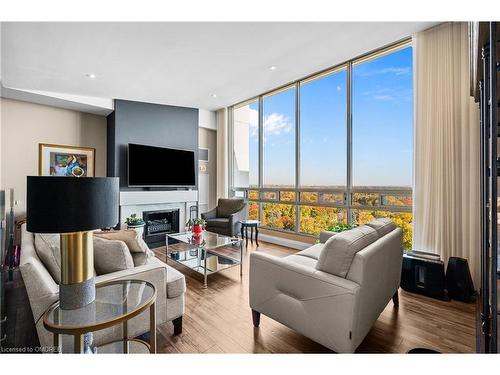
[206,218,230,228]
[131,250,155,267]
[286,254,318,269]
[94,230,149,253]
[365,218,396,237]
[296,243,323,260]
[316,225,379,278]
[93,236,134,275]
[34,233,61,284]
[166,265,186,298]
[216,198,245,218]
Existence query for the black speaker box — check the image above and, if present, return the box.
[401,251,448,300]
[445,257,476,303]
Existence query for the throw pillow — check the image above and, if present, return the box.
[316,225,379,278]
[34,233,62,284]
[94,230,149,253]
[93,236,134,275]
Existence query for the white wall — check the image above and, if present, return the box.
[0,98,107,216]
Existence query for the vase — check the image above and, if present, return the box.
[127,224,145,238]
[193,224,203,235]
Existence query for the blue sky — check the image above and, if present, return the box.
[247,46,413,188]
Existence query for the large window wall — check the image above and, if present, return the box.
[230,42,413,249]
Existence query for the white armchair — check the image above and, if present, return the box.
[249,219,403,353]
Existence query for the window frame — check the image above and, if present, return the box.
[228,38,413,238]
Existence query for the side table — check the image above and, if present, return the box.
[43,279,156,354]
[240,220,260,247]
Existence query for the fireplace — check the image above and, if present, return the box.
[143,209,180,247]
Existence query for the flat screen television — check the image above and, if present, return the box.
[128,143,196,187]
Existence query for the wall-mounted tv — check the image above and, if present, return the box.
[128,143,196,187]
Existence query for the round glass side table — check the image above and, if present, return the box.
[43,279,157,354]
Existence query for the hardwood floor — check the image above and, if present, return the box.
[152,241,476,354]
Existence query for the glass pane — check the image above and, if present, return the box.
[381,194,412,207]
[280,191,296,202]
[300,191,318,203]
[352,193,379,206]
[299,206,347,235]
[352,46,413,188]
[262,203,296,231]
[300,69,347,188]
[319,192,344,205]
[248,190,259,200]
[351,209,413,250]
[263,87,296,188]
[233,100,259,188]
[248,202,259,221]
[263,191,278,200]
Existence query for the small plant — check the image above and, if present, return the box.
[125,213,145,226]
[186,218,206,227]
[327,223,356,233]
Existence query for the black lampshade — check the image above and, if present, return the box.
[27,176,119,233]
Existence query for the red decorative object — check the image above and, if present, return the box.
[193,224,203,235]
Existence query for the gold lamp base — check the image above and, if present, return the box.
[59,231,95,310]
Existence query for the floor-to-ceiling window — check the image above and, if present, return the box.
[351,46,413,249]
[230,41,413,248]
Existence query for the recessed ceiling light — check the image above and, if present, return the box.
[269,66,277,71]
[211,93,217,98]
[85,73,96,79]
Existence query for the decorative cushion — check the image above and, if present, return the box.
[216,198,245,218]
[316,225,379,278]
[94,230,149,253]
[365,218,396,237]
[34,233,61,284]
[93,236,134,275]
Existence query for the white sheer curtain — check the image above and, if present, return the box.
[216,108,229,199]
[413,22,480,287]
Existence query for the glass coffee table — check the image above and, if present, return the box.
[166,231,243,288]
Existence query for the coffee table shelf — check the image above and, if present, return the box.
[166,231,243,288]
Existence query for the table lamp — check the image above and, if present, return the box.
[27,176,119,310]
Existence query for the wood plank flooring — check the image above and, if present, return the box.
[152,241,476,353]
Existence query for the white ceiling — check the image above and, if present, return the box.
[1,22,437,111]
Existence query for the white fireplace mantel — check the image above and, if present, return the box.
[119,190,198,232]
[120,190,198,206]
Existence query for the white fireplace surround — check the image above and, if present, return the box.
[119,190,198,233]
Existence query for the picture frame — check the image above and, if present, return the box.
[39,143,96,177]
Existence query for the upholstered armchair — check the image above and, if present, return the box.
[201,198,247,237]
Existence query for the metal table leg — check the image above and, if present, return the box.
[203,248,208,288]
[74,334,83,353]
[240,240,243,277]
[150,302,156,353]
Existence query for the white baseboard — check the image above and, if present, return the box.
[257,233,311,250]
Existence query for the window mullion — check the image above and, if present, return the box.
[346,61,353,225]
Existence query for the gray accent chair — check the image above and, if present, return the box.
[249,218,403,353]
[201,198,247,237]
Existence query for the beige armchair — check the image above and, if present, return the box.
[249,219,403,353]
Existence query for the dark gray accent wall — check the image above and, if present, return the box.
[106,99,199,190]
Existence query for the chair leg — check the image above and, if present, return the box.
[392,290,399,307]
[252,310,261,327]
[173,316,183,335]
